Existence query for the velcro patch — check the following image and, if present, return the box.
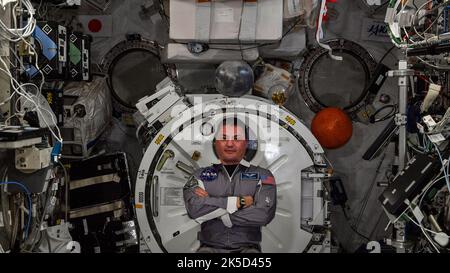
[241,172,259,180]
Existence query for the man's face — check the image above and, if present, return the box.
[215,124,248,165]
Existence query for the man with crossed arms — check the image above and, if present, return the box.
[183,117,277,253]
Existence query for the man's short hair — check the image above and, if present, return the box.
[216,117,249,141]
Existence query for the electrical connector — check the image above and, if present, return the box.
[15,146,52,172]
[18,39,33,57]
[423,115,437,128]
[51,142,62,163]
[398,7,415,27]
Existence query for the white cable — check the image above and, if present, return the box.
[11,81,61,143]
[19,37,45,92]
[385,175,445,230]
[386,0,403,43]
[412,175,450,252]
[383,207,441,253]
[418,176,446,207]
[385,174,449,252]
[433,143,450,192]
[404,204,441,253]
[399,0,409,13]
[405,215,441,252]
[0,0,36,42]
[404,214,448,237]
[135,120,147,141]
[0,89,15,106]
[315,0,342,61]
[387,200,441,252]
[416,56,450,70]
[15,86,62,143]
[403,26,415,44]
[412,0,434,40]
[0,0,62,145]
[0,56,62,143]
[15,12,52,134]
[4,112,20,125]
[36,0,43,18]
[396,0,411,36]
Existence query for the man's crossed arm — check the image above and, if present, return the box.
[183,172,276,228]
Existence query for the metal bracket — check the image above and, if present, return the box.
[395,113,407,126]
[387,68,415,78]
[301,172,330,179]
[313,153,327,166]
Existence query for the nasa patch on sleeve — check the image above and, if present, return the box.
[200,167,218,182]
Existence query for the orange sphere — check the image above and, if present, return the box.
[311,107,353,149]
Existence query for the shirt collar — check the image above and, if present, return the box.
[216,159,251,173]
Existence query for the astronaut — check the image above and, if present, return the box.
[183,117,277,253]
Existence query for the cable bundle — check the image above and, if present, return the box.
[0,0,36,42]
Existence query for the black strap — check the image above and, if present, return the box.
[369,104,397,124]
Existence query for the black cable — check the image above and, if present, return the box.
[378,45,396,68]
[0,167,11,244]
[369,104,398,123]
[46,232,52,253]
[339,154,388,243]
[203,15,305,52]
[362,44,396,112]
[238,1,245,60]
[362,45,396,106]
[158,0,170,28]
[25,179,54,252]
[361,45,396,118]
[341,205,371,242]
[356,153,387,227]
[57,161,69,223]
[280,16,305,40]
[10,204,20,250]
